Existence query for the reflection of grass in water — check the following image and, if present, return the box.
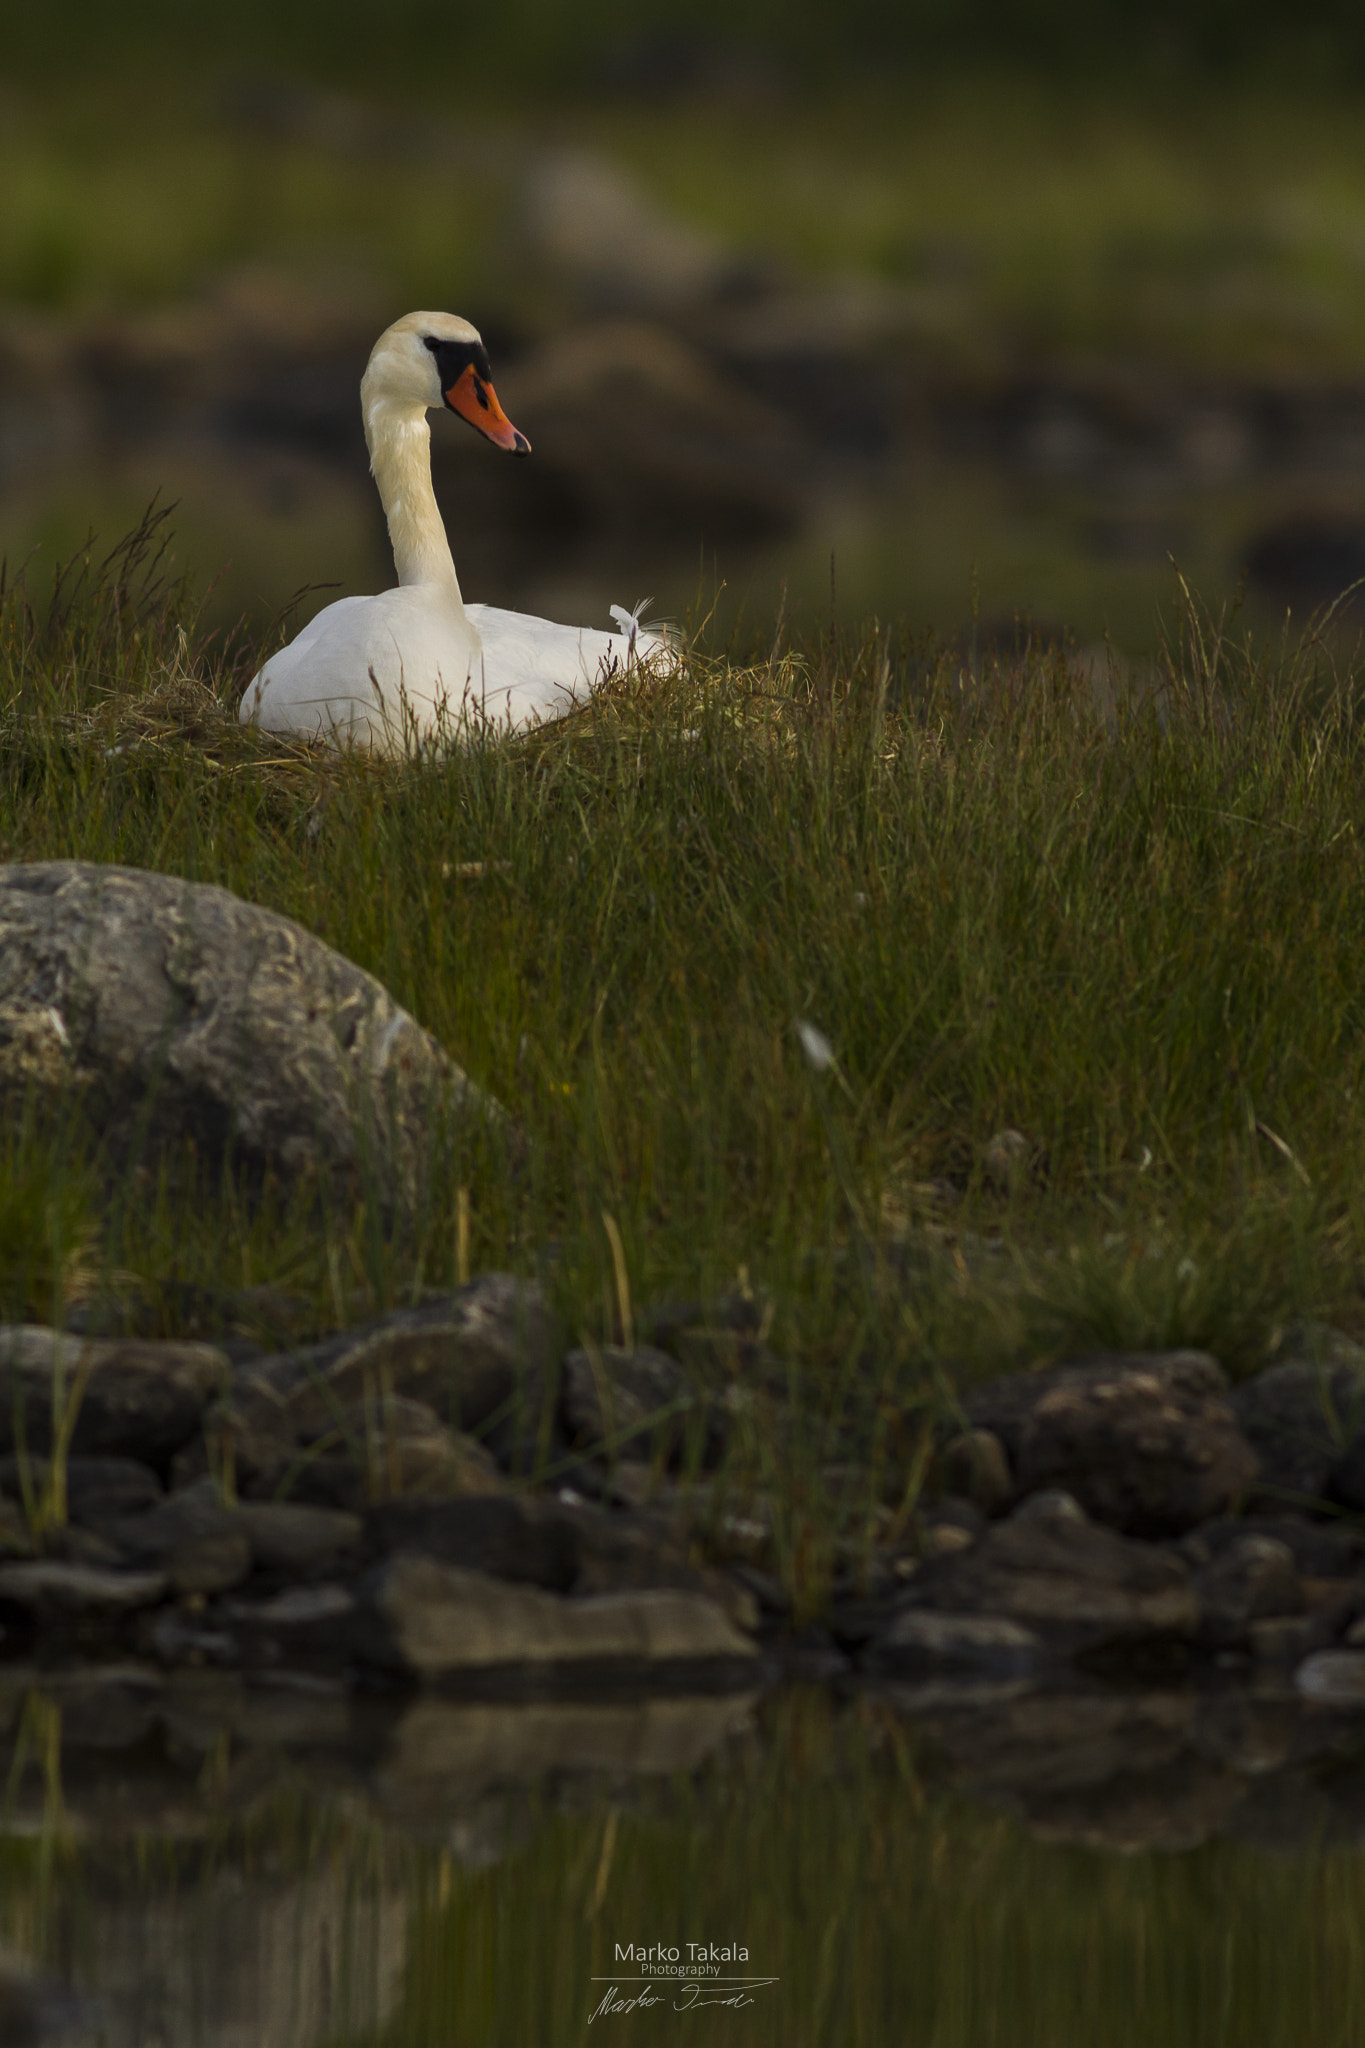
[394,1772,1365,2048]
[7,1687,1365,2046]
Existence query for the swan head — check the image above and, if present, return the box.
[362,311,530,456]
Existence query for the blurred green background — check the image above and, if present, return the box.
[5,1,1365,654]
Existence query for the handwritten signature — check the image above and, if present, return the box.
[588,1980,777,2022]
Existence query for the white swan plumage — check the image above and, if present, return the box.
[239,310,668,752]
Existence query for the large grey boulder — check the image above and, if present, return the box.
[0,861,498,1198]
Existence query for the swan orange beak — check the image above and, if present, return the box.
[444,364,530,455]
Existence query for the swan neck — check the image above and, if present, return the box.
[363,390,462,594]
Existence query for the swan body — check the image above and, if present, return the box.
[239,311,666,752]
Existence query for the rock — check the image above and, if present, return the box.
[223,1583,357,1668]
[894,1491,1199,1657]
[1231,1352,1365,1509]
[861,1610,1046,1678]
[560,1343,714,1464]
[1180,1512,1365,1579]
[0,1454,162,1525]
[146,1610,242,1668]
[937,1429,1013,1515]
[354,1554,758,1684]
[981,1127,1031,1190]
[40,1525,124,1568]
[237,1275,555,1470]
[968,1350,1256,1535]
[234,1501,362,1578]
[284,1397,508,1508]
[1249,1602,1354,1665]
[364,1495,580,1591]
[0,860,498,1200]
[644,1290,774,1377]
[0,1501,32,1556]
[359,1491,746,1620]
[104,1478,252,1595]
[0,1326,226,1465]
[519,149,740,314]
[567,1510,759,1632]
[0,1560,168,1615]
[1192,1536,1304,1648]
[1295,1649,1365,1705]
[1325,1427,1365,1513]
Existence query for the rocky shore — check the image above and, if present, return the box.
[5,860,1365,1712]
[6,1282,1365,1718]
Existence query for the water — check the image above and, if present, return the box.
[5,1666,1365,2046]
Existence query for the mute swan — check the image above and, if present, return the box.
[239,310,667,752]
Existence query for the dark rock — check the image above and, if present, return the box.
[1327,1428,1365,1512]
[354,1554,758,1685]
[39,1525,124,1568]
[727,1563,791,1621]
[935,1430,1012,1514]
[1192,1536,1304,1648]
[1180,1512,1365,1579]
[0,1454,162,1525]
[861,1609,1046,1679]
[896,1491,1199,1657]
[1250,1601,1355,1665]
[146,1610,241,1668]
[643,1289,768,1368]
[967,1350,1256,1535]
[359,1490,746,1620]
[827,1589,916,1648]
[0,1326,226,1466]
[0,860,499,1199]
[287,1397,507,1508]
[1231,1355,1365,1509]
[0,1560,168,1616]
[238,1275,555,1472]
[567,1505,759,1631]
[364,1495,580,1591]
[235,1501,362,1577]
[778,1623,852,1681]
[223,1583,357,1668]
[560,1342,715,1464]
[104,1478,252,1595]
[922,1497,988,1547]
[0,1500,33,1556]
[1295,1649,1365,1704]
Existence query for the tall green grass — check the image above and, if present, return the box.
[3,517,1365,1588]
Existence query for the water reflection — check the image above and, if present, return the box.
[5,1666,1365,2045]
